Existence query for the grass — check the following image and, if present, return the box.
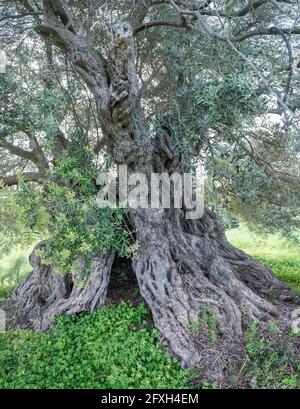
[0,246,33,298]
[226,226,300,294]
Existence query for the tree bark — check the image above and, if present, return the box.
[14,243,115,330]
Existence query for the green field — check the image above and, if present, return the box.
[0,246,33,298]
[226,227,300,294]
[0,227,299,389]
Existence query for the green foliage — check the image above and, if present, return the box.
[188,316,201,334]
[0,185,41,252]
[186,75,265,129]
[0,234,32,297]
[201,381,218,389]
[255,255,300,295]
[0,187,134,278]
[0,39,121,272]
[0,226,300,389]
[160,29,269,152]
[0,303,191,389]
[0,254,29,298]
[1,0,300,242]
[154,28,300,237]
[42,202,132,274]
[53,151,97,197]
[241,321,300,389]
[1,171,134,274]
[15,180,50,233]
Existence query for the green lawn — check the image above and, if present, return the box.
[0,246,33,298]
[226,226,300,294]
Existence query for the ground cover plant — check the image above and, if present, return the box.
[0,228,299,389]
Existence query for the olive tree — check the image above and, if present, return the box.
[1,0,300,379]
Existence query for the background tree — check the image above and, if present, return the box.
[1,0,300,379]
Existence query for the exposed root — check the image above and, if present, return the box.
[131,208,299,378]
[13,244,115,330]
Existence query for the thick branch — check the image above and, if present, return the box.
[233,0,269,17]
[197,14,300,43]
[0,172,41,187]
[36,23,108,97]
[232,26,300,42]
[43,0,75,32]
[168,0,291,17]
[169,0,300,42]
[0,136,38,163]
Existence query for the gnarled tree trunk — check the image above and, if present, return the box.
[14,244,115,330]
[10,4,299,382]
[131,207,297,375]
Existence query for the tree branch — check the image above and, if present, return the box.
[36,22,108,96]
[0,131,38,163]
[43,0,75,33]
[134,19,186,35]
[168,0,300,42]
[232,26,300,42]
[0,172,41,187]
[127,0,155,28]
[233,0,269,17]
